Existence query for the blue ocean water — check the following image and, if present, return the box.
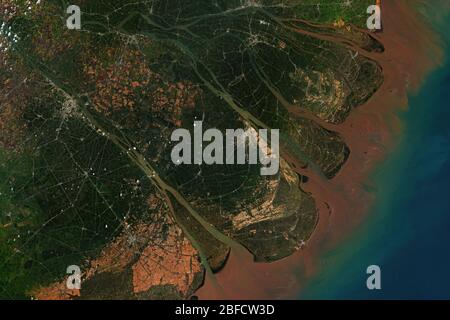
[301,13,450,300]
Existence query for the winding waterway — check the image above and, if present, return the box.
[301,4,450,299]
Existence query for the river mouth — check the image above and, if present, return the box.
[0,0,443,300]
[197,0,444,300]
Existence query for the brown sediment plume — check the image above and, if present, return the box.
[197,0,443,300]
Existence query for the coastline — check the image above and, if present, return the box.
[197,0,444,300]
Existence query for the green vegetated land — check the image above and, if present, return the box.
[292,0,376,27]
[0,0,382,299]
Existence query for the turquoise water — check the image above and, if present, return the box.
[301,11,450,300]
